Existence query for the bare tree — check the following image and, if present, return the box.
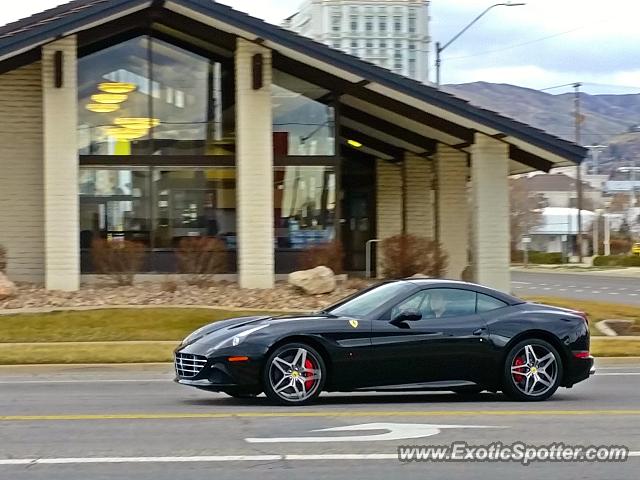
[510,178,546,250]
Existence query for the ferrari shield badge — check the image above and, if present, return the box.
[349,319,359,329]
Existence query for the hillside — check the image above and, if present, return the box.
[445,82,640,172]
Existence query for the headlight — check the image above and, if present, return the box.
[215,324,269,349]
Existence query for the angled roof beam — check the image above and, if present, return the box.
[341,104,437,154]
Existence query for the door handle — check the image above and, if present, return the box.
[473,327,487,336]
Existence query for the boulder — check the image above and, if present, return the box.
[0,272,16,300]
[288,266,336,295]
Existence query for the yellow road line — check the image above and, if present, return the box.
[2,410,640,422]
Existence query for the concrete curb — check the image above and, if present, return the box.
[0,304,306,316]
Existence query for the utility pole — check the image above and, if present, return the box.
[574,82,584,263]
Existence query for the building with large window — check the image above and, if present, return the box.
[0,0,584,293]
[282,0,430,83]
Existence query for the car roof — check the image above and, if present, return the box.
[398,278,524,305]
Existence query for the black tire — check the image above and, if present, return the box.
[502,338,563,401]
[262,342,326,406]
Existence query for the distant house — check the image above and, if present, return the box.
[513,172,603,210]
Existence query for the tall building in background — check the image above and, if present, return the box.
[282,0,430,84]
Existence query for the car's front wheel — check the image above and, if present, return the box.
[502,338,563,401]
[262,343,326,406]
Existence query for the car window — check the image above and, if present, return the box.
[328,282,413,318]
[476,293,508,312]
[390,288,477,320]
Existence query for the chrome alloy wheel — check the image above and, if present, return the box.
[268,347,322,402]
[510,344,558,397]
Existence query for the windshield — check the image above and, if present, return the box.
[325,282,414,318]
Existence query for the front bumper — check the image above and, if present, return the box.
[173,342,266,392]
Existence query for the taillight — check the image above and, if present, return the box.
[573,351,590,359]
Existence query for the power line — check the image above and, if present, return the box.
[442,23,597,62]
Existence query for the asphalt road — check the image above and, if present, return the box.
[512,271,640,305]
[1,362,639,479]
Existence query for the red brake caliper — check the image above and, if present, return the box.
[304,358,315,390]
[513,356,525,383]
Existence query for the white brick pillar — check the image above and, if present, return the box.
[404,153,434,238]
[436,144,469,280]
[235,38,274,289]
[376,159,402,276]
[470,134,510,292]
[42,36,79,291]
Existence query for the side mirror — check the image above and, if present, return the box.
[391,309,422,325]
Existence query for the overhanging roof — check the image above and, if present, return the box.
[0,0,587,172]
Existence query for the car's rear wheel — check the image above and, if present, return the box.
[503,339,562,401]
[262,342,325,406]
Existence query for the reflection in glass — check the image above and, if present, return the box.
[78,36,234,156]
[78,37,151,155]
[153,169,237,248]
[274,166,336,248]
[272,71,335,156]
[79,169,151,247]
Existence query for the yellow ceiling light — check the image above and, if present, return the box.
[347,139,363,148]
[91,93,128,104]
[85,103,120,113]
[105,126,148,140]
[114,117,161,129]
[98,82,137,94]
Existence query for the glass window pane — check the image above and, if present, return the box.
[329,282,413,318]
[78,36,152,155]
[477,293,508,312]
[79,169,151,247]
[420,289,477,319]
[272,70,335,156]
[150,39,232,155]
[274,166,336,248]
[152,169,237,249]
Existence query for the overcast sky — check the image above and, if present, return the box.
[3,0,640,94]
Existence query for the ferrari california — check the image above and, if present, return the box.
[174,279,594,405]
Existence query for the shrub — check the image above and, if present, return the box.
[0,244,6,274]
[176,237,228,286]
[528,251,563,265]
[610,238,632,255]
[594,255,640,267]
[92,239,146,286]
[380,234,448,279]
[299,240,345,274]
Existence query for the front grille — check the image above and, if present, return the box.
[175,353,207,378]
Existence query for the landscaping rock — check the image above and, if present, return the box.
[0,273,16,300]
[288,266,337,295]
[0,279,358,312]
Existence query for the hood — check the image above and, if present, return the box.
[180,315,271,347]
[180,313,341,348]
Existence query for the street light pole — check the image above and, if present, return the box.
[435,2,526,87]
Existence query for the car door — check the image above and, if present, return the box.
[369,287,493,387]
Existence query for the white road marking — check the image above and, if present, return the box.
[543,287,551,291]
[592,291,601,294]
[575,290,584,293]
[512,281,531,285]
[245,423,504,443]
[558,289,567,292]
[1,453,638,465]
[608,292,620,295]
[595,373,640,376]
[630,294,638,297]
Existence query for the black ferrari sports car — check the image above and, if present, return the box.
[174,279,594,405]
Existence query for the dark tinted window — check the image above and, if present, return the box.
[391,288,477,320]
[476,293,508,312]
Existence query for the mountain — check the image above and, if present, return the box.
[445,82,640,172]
